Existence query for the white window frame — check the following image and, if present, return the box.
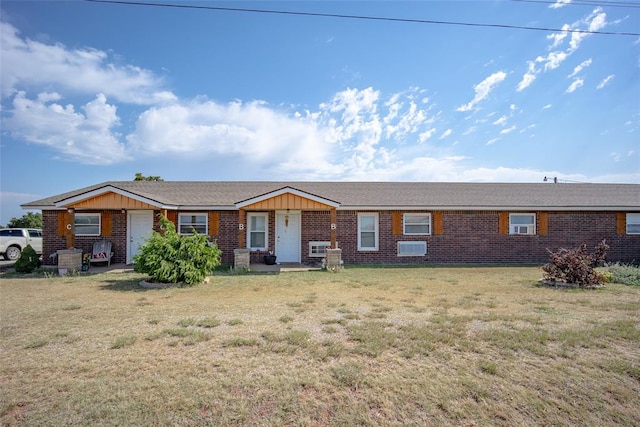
[178,213,208,235]
[74,213,101,236]
[397,241,427,257]
[627,213,640,235]
[358,212,379,251]
[247,213,269,251]
[403,213,431,235]
[509,213,536,235]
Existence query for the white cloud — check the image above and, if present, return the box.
[550,0,571,9]
[596,74,615,89]
[127,99,334,173]
[418,128,437,143]
[486,138,500,145]
[493,116,508,126]
[0,21,175,104]
[568,58,592,77]
[569,8,607,52]
[547,24,571,48]
[537,51,568,71]
[566,78,584,93]
[439,129,453,140]
[456,71,507,112]
[499,125,517,135]
[517,73,536,92]
[543,104,553,109]
[4,92,129,164]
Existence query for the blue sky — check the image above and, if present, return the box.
[1,0,638,225]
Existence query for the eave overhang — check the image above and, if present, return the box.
[235,187,340,209]
[53,185,171,209]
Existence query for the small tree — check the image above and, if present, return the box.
[134,173,163,181]
[542,240,609,288]
[133,216,221,286]
[14,245,41,273]
[7,212,42,229]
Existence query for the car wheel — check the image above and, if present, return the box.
[5,246,21,261]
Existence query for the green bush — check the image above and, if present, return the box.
[14,245,41,273]
[133,215,221,286]
[606,263,640,286]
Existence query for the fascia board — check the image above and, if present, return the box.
[54,185,165,208]
[235,187,340,208]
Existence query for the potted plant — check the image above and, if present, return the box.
[263,250,277,265]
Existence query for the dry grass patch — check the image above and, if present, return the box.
[1,266,639,426]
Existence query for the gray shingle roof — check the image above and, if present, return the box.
[22,181,640,211]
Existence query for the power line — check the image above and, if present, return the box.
[84,0,640,37]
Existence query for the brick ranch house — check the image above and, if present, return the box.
[22,181,640,267]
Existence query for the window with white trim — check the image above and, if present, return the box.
[404,213,431,235]
[509,213,536,235]
[397,241,427,257]
[247,213,268,250]
[627,213,640,234]
[358,213,378,251]
[74,213,100,236]
[308,241,338,257]
[178,213,207,235]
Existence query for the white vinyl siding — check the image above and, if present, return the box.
[397,241,427,257]
[509,213,536,235]
[74,213,100,236]
[247,213,268,251]
[403,213,431,235]
[178,213,207,235]
[358,213,379,251]
[627,213,640,234]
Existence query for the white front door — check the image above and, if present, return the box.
[275,211,301,263]
[127,211,154,264]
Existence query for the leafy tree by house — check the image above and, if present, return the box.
[6,212,42,229]
[13,245,41,273]
[133,215,221,286]
[542,240,609,288]
[134,173,163,181]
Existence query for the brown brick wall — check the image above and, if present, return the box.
[41,209,640,266]
[42,210,128,265]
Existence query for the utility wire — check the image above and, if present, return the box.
[84,0,640,37]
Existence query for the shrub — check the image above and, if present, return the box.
[542,240,609,288]
[133,215,221,286]
[606,263,640,286]
[13,244,41,273]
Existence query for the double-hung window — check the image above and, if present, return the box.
[627,213,640,234]
[74,213,101,236]
[247,213,268,251]
[358,213,379,251]
[178,213,207,235]
[509,213,536,235]
[403,213,431,235]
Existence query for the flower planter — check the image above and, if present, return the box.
[264,254,277,265]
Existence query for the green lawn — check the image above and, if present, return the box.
[1,266,639,426]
